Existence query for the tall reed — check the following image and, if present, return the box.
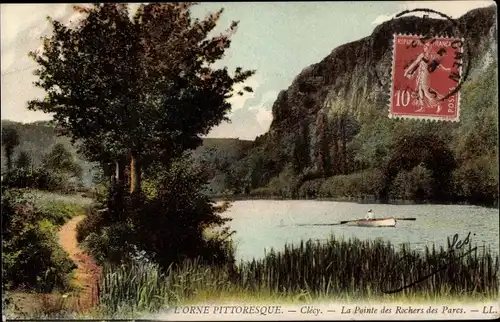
[98,236,499,313]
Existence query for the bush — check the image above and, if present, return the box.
[451,155,499,205]
[316,169,384,199]
[297,178,324,199]
[83,222,137,266]
[265,164,302,198]
[2,167,65,192]
[76,206,106,244]
[389,164,434,201]
[80,155,236,271]
[2,188,76,292]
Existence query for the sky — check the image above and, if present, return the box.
[0,1,495,140]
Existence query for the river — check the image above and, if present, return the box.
[220,200,500,262]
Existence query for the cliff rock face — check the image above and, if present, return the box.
[260,6,497,177]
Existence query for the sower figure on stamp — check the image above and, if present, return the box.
[403,42,452,113]
[365,209,374,220]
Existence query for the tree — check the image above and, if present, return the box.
[15,151,32,169]
[42,143,82,179]
[28,3,255,194]
[2,127,20,172]
[381,131,456,202]
[389,163,434,201]
[292,120,310,174]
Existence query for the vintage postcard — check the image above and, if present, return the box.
[1,1,498,321]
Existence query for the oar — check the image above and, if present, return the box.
[297,219,372,226]
[295,223,342,227]
[395,217,416,221]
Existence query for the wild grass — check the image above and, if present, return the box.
[20,188,90,225]
[97,236,499,315]
[24,189,94,207]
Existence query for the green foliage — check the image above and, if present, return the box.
[233,145,285,193]
[0,120,95,187]
[210,61,497,206]
[348,112,395,170]
[389,163,434,201]
[2,188,76,292]
[79,155,236,269]
[191,138,254,195]
[98,259,236,314]
[2,167,65,192]
[15,151,32,169]
[266,164,302,198]
[298,178,324,199]
[317,168,385,199]
[2,126,20,171]
[451,155,499,205]
[450,63,498,205]
[3,143,85,193]
[43,143,82,179]
[76,206,106,245]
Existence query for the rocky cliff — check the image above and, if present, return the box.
[234,6,497,204]
[258,6,497,174]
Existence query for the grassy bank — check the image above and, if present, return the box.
[92,236,498,317]
[2,189,91,317]
[5,232,498,319]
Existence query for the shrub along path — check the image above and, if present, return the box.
[58,215,100,312]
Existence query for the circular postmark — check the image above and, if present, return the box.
[393,8,471,101]
[372,8,472,120]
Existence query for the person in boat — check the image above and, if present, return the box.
[365,209,374,220]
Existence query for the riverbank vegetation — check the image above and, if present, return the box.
[97,237,498,315]
[2,188,90,313]
[5,234,498,319]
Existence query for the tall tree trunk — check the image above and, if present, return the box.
[331,117,339,175]
[340,116,347,174]
[129,151,141,193]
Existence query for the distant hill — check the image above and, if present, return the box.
[1,119,255,190]
[189,138,255,195]
[0,119,96,186]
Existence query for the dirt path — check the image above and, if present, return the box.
[58,215,100,312]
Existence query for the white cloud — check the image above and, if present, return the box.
[1,4,70,42]
[207,89,278,139]
[372,1,495,25]
[248,90,279,111]
[248,90,278,128]
[227,75,260,111]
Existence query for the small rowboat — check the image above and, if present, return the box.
[345,217,396,227]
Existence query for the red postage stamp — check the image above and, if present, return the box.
[389,34,464,121]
